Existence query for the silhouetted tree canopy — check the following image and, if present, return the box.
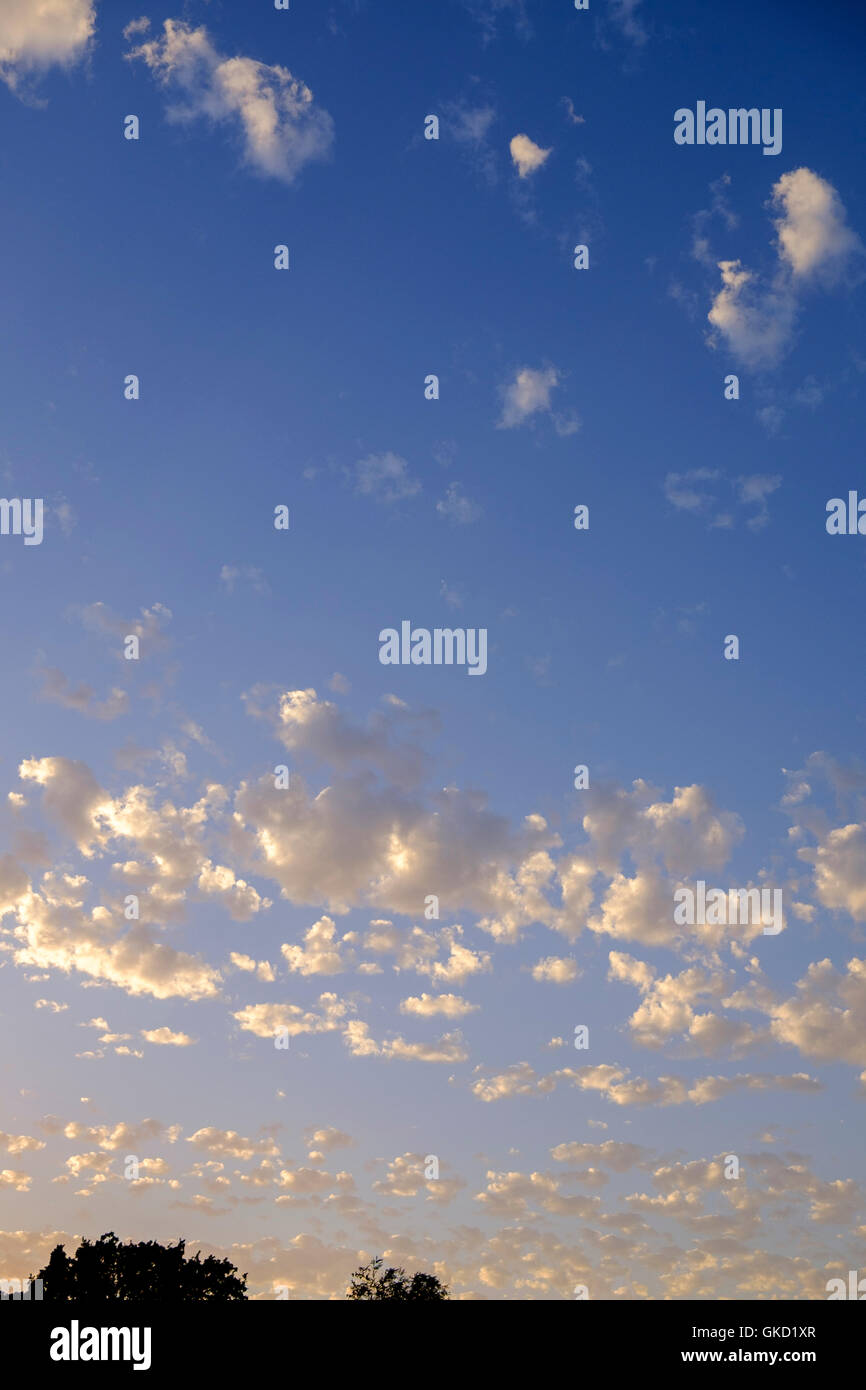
[35,1232,248,1302]
[347,1256,449,1300]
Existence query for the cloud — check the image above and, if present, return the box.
[399,993,478,1018]
[233,993,352,1040]
[561,97,584,126]
[372,1153,463,1204]
[282,915,354,976]
[436,482,481,524]
[550,1140,650,1171]
[61,1118,181,1151]
[470,1060,821,1106]
[762,958,866,1066]
[706,169,863,368]
[0,1132,45,1156]
[243,687,431,787]
[343,1021,468,1063]
[663,469,780,530]
[186,1128,280,1160]
[498,365,564,429]
[0,1170,32,1192]
[707,260,797,369]
[303,1126,353,1159]
[0,0,95,93]
[37,669,129,721]
[798,823,866,920]
[127,20,334,185]
[77,601,172,647]
[509,133,551,178]
[141,1027,195,1047]
[228,952,274,982]
[354,452,420,503]
[530,956,579,984]
[443,100,498,183]
[772,168,864,281]
[7,871,221,1001]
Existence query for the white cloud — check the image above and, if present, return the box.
[282,915,354,976]
[141,1027,195,1047]
[399,992,478,1018]
[706,169,863,368]
[498,365,559,428]
[0,0,95,92]
[707,260,797,369]
[127,20,334,185]
[530,956,579,984]
[509,133,551,178]
[772,168,864,281]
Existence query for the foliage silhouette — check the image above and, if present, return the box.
[35,1232,248,1302]
[347,1256,449,1300]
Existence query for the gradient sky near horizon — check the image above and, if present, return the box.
[0,0,865,1300]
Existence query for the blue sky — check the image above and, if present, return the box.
[0,0,865,1299]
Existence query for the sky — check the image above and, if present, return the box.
[0,0,865,1300]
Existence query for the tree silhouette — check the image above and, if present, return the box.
[347,1256,449,1300]
[35,1232,247,1302]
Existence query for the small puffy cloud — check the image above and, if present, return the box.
[282,915,354,976]
[0,1131,45,1156]
[186,1128,281,1161]
[228,952,274,982]
[471,1061,820,1106]
[799,824,866,920]
[764,957,866,1066]
[707,260,796,369]
[509,133,551,178]
[550,1140,650,1172]
[62,1118,181,1151]
[303,1126,353,1160]
[0,0,95,93]
[399,992,478,1018]
[343,1021,468,1063]
[127,21,334,185]
[498,365,558,428]
[772,168,864,281]
[234,993,352,1039]
[355,452,420,503]
[373,1153,463,1204]
[198,861,270,921]
[141,1027,196,1047]
[530,956,579,984]
[0,1169,32,1191]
